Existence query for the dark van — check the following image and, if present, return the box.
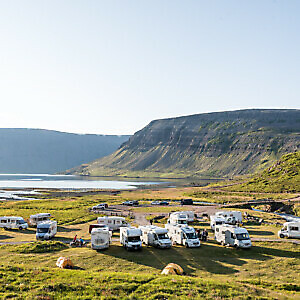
[181,199,193,205]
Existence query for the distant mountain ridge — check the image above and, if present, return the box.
[0,129,130,174]
[68,109,300,178]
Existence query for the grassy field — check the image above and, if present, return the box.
[0,189,299,299]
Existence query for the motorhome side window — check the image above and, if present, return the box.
[1,220,7,223]
[291,226,299,231]
[216,228,219,232]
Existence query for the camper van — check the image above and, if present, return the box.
[168,212,188,225]
[139,225,172,249]
[29,213,51,227]
[91,225,111,250]
[215,224,251,249]
[210,215,226,230]
[36,220,57,240]
[278,222,300,239]
[215,211,242,225]
[165,224,200,248]
[0,216,28,230]
[97,216,129,231]
[120,227,142,251]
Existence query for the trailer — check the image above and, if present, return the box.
[29,213,51,227]
[120,227,142,250]
[0,216,28,230]
[278,222,300,239]
[165,224,200,248]
[215,224,251,249]
[97,216,129,231]
[215,211,242,225]
[139,225,172,249]
[210,215,226,230]
[91,225,111,250]
[36,220,57,240]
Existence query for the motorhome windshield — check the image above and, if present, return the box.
[185,232,197,239]
[128,236,141,242]
[37,227,49,233]
[157,233,168,240]
[236,233,249,240]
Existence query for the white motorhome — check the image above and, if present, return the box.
[168,212,188,225]
[0,216,28,230]
[278,222,300,239]
[36,220,57,240]
[29,213,51,227]
[120,227,142,251]
[210,215,226,230]
[97,216,129,231]
[139,225,172,249]
[215,224,251,249]
[165,224,200,248]
[215,211,242,225]
[91,225,111,250]
[181,211,195,222]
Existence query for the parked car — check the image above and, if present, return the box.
[92,203,108,210]
[151,201,160,205]
[159,201,169,206]
[132,200,139,206]
[122,201,133,206]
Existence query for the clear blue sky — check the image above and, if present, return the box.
[0,0,299,135]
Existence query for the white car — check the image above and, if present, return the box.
[151,201,160,205]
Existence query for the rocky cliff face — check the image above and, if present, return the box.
[69,109,300,178]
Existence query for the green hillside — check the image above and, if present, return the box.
[230,151,300,192]
[68,109,300,179]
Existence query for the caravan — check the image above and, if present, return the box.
[120,227,142,251]
[36,220,57,240]
[0,216,28,230]
[91,225,111,250]
[139,225,172,249]
[165,223,200,248]
[29,213,51,227]
[278,222,300,239]
[97,216,129,231]
[215,224,251,249]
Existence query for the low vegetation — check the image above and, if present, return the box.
[11,241,68,254]
[227,151,300,193]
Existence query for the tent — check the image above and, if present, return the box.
[161,263,184,275]
[56,257,74,269]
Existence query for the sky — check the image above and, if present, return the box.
[0,0,299,135]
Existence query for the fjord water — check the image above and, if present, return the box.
[0,174,157,190]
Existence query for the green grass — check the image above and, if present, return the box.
[9,241,68,254]
[228,151,300,193]
[0,240,299,299]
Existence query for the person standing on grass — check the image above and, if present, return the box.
[73,234,77,243]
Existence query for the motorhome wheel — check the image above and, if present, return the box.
[279,234,285,238]
[4,227,7,230]
[19,226,23,230]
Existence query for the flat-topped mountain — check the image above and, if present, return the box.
[0,129,130,174]
[68,109,300,178]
